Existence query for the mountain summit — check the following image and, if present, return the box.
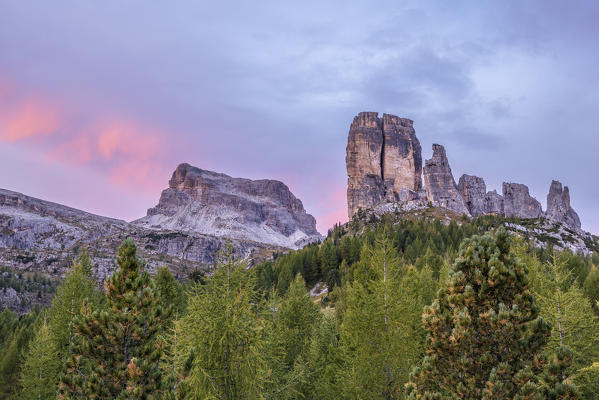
[134,163,322,249]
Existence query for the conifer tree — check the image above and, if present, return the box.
[526,254,596,398]
[539,346,579,399]
[19,319,60,400]
[583,265,599,314]
[406,228,551,399]
[341,233,430,399]
[58,239,169,399]
[176,245,265,399]
[263,274,321,399]
[154,266,186,316]
[306,313,343,399]
[48,251,99,353]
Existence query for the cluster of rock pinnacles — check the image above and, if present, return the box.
[346,112,581,231]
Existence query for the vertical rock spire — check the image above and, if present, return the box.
[346,112,423,218]
[423,144,470,216]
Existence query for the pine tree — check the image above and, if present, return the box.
[176,245,265,399]
[19,319,61,400]
[539,346,579,399]
[154,266,186,316]
[405,228,551,399]
[58,239,170,399]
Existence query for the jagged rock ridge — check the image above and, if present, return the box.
[346,111,584,234]
[134,163,322,249]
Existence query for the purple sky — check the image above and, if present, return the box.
[1,1,598,234]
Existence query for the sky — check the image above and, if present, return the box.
[1,1,598,234]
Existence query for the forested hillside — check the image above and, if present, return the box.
[1,214,598,398]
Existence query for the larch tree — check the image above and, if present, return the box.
[19,319,61,400]
[340,233,430,399]
[406,228,552,399]
[527,253,597,399]
[176,245,265,399]
[262,274,321,399]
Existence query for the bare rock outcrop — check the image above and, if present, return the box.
[423,145,470,216]
[346,112,422,217]
[346,112,385,217]
[545,180,581,230]
[381,114,423,197]
[502,182,543,219]
[458,175,504,216]
[457,174,486,216]
[483,190,505,215]
[135,163,322,249]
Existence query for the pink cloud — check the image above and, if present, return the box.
[0,95,61,141]
[0,76,172,195]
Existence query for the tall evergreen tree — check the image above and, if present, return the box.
[20,252,99,399]
[19,319,61,400]
[526,254,596,398]
[583,265,599,314]
[58,239,169,399]
[340,233,431,399]
[406,228,551,399]
[154,266,186,316]
[176,246,265,399]
[263,274,321,399]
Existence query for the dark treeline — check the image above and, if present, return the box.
[0,215,598,399]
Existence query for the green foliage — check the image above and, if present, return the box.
[47,252,99,353]
[19,318,61,400]
[263,274,321,399]
[0,305,42,399]
[406,228,552,399]
[19,251,99,399]
[539,346,579,399]
[154,265,186,315]
[526,253,599,399]
[583,265,599,314]
[3,214,599,398]
[58,239,169,399]
[174,246,265,399]
[340,234,434,399]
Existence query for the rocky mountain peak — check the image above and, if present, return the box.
[423,144,470,215]
[502,182,543,219]
[345,111,585,234]
[137,163,321,249]
[346,112,422,218]
[546,180,581,230]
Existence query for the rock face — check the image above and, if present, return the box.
[457,175,504,216]
[0,188,282,281]
[423,145,470,216]
[502,183,543,219]
[545,180,581,230]
[345,112,587,236]
[0,191,286,313]
[134,163,322,249]
[381,114,423,197]
[483,190,505,215]
[457,174,487,216]
[346,112,422,217]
